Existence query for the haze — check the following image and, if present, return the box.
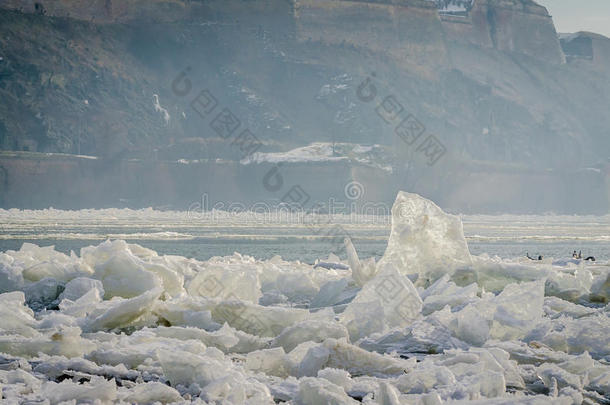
[0,0,608,214]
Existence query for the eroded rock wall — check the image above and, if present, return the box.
[0,0,567,65]
[440,0,564,64]
[0,0,293,24]
[294,0,448,76]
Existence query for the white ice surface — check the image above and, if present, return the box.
[0,192,608,404]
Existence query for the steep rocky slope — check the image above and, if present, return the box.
[0,11,167,156]
[0,0,609,211]
[1,0,608,164]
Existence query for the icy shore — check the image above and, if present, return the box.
[1,192,609,404]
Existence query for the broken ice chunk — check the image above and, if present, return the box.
[395,363,456,394]
[246,347,288,377]
[590,271,610,303]
[537,363,584,391]
[82,240,184,298]
[359,312,469,355]
[158,348,232,388]
[543,296,598,319]
[150,325,240,352]
[121,381,183,404]
[0,291,39,337]
[317,368,353,392]
[0,368,41,395]
[0,326,95,359]
[187,264,261,303]
[13,243,92,283]
[545,268,593,302]
[272,319,350,352]
[454,303,492,346]
[295,376,359,405]
[83,288,162,332]
[41,376,117,404]
[377,192,472,287]
[525,312,610,359]
[446,280,545,346]
[285,341,331,377]
[489,280,546,341]
[341,264,422,342]
[93,251,163,299]
[59,287,104,319]
[375,381,403,405]
[59,277,104,301]
[152,296,220,330]
[211,298,312,337]
[345,238,377,287]
[0,254,24,293]
[23,277,65,311]
[421,274,478,315]
[323,338,414,377]
[310,279,350,309]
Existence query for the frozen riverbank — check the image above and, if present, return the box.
[1,192,609,404]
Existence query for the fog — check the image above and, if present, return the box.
[2,3,610,405]
[0,0,609,213]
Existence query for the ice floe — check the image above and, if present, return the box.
[0,191,608,403]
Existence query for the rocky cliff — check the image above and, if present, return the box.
[0,0,191,23]
[294,0,448,77]
[0,0,609,212]
[441,0,565,64]
[561,32,610,72]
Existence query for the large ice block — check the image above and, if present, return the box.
[378,192,472,287]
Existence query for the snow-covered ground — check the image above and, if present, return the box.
[426,0,474,15]
[240,143,393,173]
[0,192,609,404]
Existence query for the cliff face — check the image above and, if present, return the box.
[440,0,564,64]
[0,0,191,23]
[561,32,610,74]
[3,0,564,63]
[0,0,295,24]
[589,34,610,72]
[0,0,609,212]
[294,0,448,77]
[478,0,564,63]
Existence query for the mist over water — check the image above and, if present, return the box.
[1,209,610,262]
[1,0,610,403]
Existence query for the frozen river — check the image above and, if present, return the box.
[1,209,609,263]
[0,196,609,404]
